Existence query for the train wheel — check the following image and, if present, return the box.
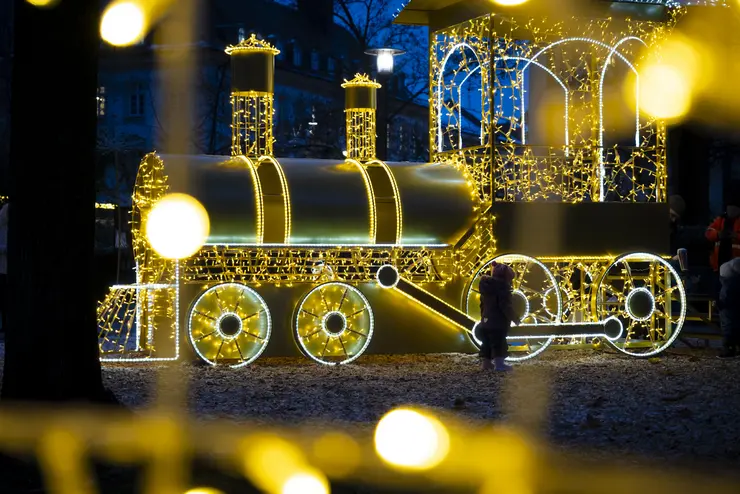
[294,282,374,365]
[187,283,271,367]
[594,253,686,357]
[465,254,561,361]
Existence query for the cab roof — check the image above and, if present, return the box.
[394,0,672,31]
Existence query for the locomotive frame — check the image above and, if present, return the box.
[98,1,687,366]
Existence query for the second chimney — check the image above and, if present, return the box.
[342,74,381,161]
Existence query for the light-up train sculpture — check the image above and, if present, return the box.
[98,1,687,366]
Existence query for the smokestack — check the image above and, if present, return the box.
[342,74,381,161]
[225,34,280,157]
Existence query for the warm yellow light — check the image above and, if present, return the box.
[374,408,450,470]
[100,1,146,46]
[637,64,691,120]
[145,193,210,259]
[184,489,224,494]
[25,0,58,7]
[492,0,529,5]
[281,470,329,494]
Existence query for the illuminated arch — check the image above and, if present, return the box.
[502,56,570,150]
[598,36,647,201]
[436,42,483,152]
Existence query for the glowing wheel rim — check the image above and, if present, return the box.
[295,282,373,365]
[465,254,561,361]
[595,253,686,357]
[188,283,271,367]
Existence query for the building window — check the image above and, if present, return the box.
[275,40,284,60]
[293,44,302,67]
[97,86,106,117]
[238,27,246,42]
[327,57,336,75]
[129,83,145,116]
[310,50,320,71]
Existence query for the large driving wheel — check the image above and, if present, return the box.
[594,253,686,357]
[187,283,271,367]
[465,254,561,361]
[294,282,374,365]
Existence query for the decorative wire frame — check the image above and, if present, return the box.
[346,109,378,161]
[231,91,275,157]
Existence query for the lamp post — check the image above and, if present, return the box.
[365,48,404,161]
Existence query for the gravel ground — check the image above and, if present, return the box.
[100,347,740,471]
[2,342,740,478]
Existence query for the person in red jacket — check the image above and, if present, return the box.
[706,200,740,272]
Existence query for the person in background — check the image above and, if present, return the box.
[717,257,740,359]
[0,202,8,335]
[706,199,740,273]
[706,199,740,301]
[478,262,521,372]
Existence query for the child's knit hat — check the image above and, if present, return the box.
[490,261,515,283]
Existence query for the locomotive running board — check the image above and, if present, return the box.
[375,265,623,341]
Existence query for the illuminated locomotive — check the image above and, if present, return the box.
[98,0,686,366]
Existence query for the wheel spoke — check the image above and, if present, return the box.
[345,327,367,337]
[241,310,262,321]
[347,308,367,318]
[337,336,349,357]
[194,310,216,321]
[234,288,244,312]
[320,335,331,357]
[338,288,349,311]
[301,309,320,318]
[196,331,217,342]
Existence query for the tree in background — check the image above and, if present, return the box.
[3,0,116,404]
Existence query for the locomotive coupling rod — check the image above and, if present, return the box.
[375,265,623,341]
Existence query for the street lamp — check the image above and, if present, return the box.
[365,48,405,160]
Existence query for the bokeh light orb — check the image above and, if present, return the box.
[492,0,529,5]
[25,0,59,7]
[184,489,225,494]
[145,193,210,260]
[281,471,329,494]
[374,408,450,470]
[638,64,691,120]
[100,1,146,46]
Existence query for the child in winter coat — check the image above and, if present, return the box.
[478,262,521,371]
[717,258,740,358]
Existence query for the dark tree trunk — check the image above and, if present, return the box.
[1,0,115,403]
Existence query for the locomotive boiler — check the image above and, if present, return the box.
[98,0,687,366]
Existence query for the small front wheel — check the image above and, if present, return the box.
[294,282,374,365]
[187,283,272,367]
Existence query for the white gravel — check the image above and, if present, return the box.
[2,342,740,471]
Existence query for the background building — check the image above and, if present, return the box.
[95,0,429,207]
